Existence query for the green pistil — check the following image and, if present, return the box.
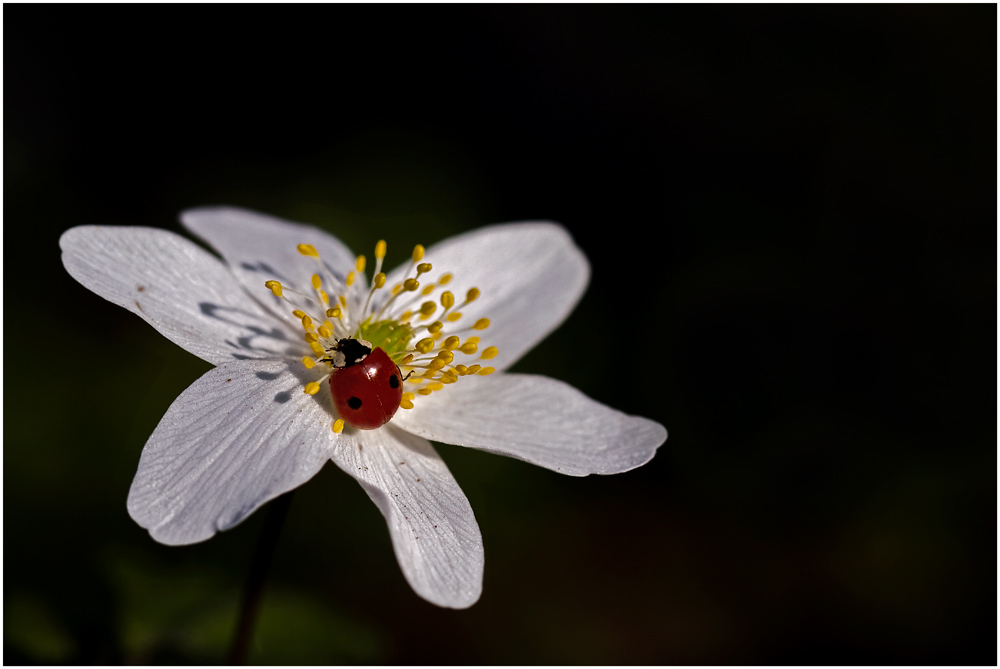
[357,317,414,358]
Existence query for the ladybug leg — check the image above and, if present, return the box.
[399,368,414,382]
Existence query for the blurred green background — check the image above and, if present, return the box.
[5,5,994,665]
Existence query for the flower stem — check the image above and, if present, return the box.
[227,491,295,665]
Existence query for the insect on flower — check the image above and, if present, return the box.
[60,207,667,608]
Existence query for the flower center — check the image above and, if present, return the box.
[262,238,498,432]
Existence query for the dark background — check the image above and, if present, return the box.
[5,5,995,665]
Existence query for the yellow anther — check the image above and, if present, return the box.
[466,364,481,375]
[406,376,423,384]
[375,240,387,259]
[297,244,319,257]
[332,419,344,433]
[478,367,495,375]
[455,364,468,375]
[428,359,446,371]
[404,278,420,292]
[436,350,454,364]
[402,392,415,401]
[401,353,414,364]
[427,321,443,334]
[311,274,322,290]
[442,335,460,350]
[346,271,355,287]
[323,320,334,331]
[302,357,316,369]
[473,318,490,330]
[373,272,386,289]
[326,307,342,319]
[304,382,321,395]
[440,372,458,384]
[301,315,314,330]
[339,295,347,307]
[412,244,424,262]
[320,290,330,304]
[426,381,444,391]
[466,287,480,303]
[422,370,439,380]
[459,342,478,354]
[318,325,332,338]
[356,255,366,273]
[309,341,325,356]
[440,291,454,309]
[400,310,413,322]
[265,280,283,297]
[421,285,435,296]
[399,398,414,410]
[481,346,499,360]
[416,262,433,275]
[431,330,443,340]
[292,309,306,319]
[417,388,433,396]
[419,301,437,317]
[438,273,452,285]
[304,332,319,343]
[446,312,462,322]
[392,283,402,295]
[415,338,435,354]
[465,336,481,345]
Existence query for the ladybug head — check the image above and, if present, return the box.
[327,338,372,368]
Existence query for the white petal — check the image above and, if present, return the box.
[127,359,334,545]
[393,374,667,476]
[60,226,299,365]
[382,223,589,371]
[181,207,364,322]
[331,425,483,608]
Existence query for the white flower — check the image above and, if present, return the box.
[60,207,667,608]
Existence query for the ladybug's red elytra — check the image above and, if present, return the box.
[325,338,405,430]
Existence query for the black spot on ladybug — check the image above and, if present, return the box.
[389,374,400,389]
[348,396,363,410]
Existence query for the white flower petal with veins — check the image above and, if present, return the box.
[61,226,294,365]
[60,207,666,608]
[395,373,667,476]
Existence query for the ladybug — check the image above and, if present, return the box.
[324,338,405,430]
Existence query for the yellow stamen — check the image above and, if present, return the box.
[466,287,480,303]
[426,381,444,391]
[373,272,386,289]
[428,359,446,371]
[309,341,325,356]
[446,312,462,322]
[421,285,436,296]
[292,309,306,319]
[478,367,496,375]
[302,357,316,369]
[318,325,332,338]
[265,280,283,297]
[440,372,459,384]
[415,338,435,354]
[417,388,433,396]
[392,284,402,295]
[480,346,499,359]
[375,240,387,259]
[301,315,314,330]
[400,310,413,322]
[442,335,460,350]
[401,354,414,364]
[455,364,468,375]
[473,318,490,330]
[412,244,425,262]
[459,342,478,354]
[436,350,454,364]
[320,290,330,304]
[311,274,322,290]
[339,295,347,307]
[400,399,414,409]
[297,244,319,257]
[304,332,318,343]
[346,271,355,287]
[304,382,321,395]
[332,419,344,433]
[466,364,481,374]
[402,392,415,401]
[323,320,334,331]
[419,301,436,317]
[438,273,452,285]
[356,255,366,273]
[404,278,420,292]
[440,291,454,310]
[326,307,342,319]
[465,336,481,345]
